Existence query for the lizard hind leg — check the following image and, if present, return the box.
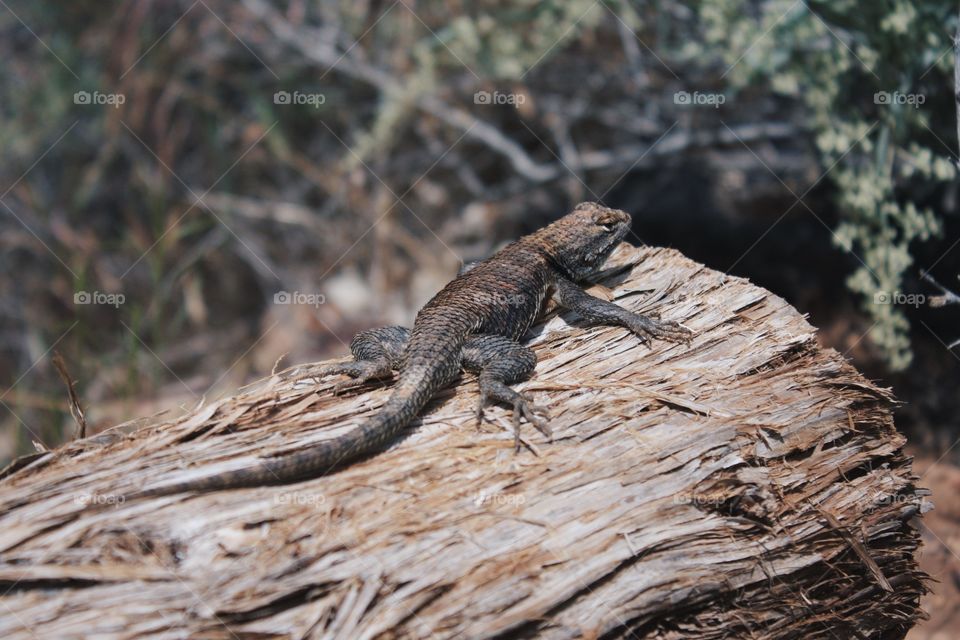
[320,326,410,394]
[462,334,551,451]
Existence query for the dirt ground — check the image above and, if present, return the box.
[906,453,960,640]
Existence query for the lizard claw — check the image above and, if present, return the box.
[627,315,693,344]
[475,390,551,450]
[511,394,552,452]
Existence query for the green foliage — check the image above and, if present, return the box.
[699,0,958,369]
[349,0,607,164]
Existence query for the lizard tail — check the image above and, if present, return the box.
[129,360,447,499]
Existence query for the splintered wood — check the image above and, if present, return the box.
[0,246,929,639]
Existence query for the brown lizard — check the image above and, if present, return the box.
[134,202,690,497]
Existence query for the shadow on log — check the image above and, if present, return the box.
[0,246,931,639]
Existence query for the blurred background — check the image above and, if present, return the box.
[1,1,958,635]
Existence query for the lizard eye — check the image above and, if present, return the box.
[593,209,624,232]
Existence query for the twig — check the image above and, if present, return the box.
[51,351,86,439]
[240,0,798,185]
[921,270,960,349]
[920,270,960,307]
[241,0,559,182]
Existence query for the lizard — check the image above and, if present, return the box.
[133,202,690,498]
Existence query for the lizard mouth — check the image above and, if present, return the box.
[588,232,625,266]
[605,222,630,249]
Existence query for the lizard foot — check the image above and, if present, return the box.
[318,360,393,394]
[475,388,551,451]
[625,314,693,344]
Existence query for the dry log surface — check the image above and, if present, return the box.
[0,246,930,639]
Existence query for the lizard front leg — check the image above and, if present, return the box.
[554,277,691,343]
[462,334,551,451]
[320,326,409,393]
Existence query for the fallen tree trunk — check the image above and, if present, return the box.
[0,246,930,639]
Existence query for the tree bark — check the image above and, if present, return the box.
[0,246,929,639]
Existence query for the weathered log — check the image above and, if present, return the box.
[0,246,930,639]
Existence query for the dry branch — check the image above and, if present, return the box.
[0,246,929,639]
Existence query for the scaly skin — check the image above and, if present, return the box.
[134,203,691,497]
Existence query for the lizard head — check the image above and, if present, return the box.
[539,202,632,280]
